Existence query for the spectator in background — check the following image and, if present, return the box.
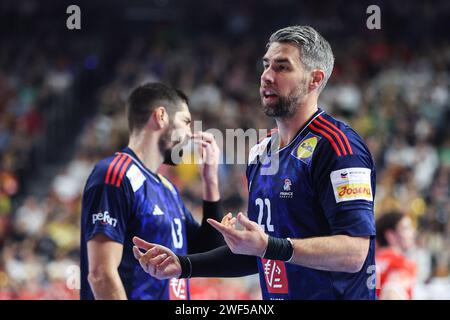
[376,212,417,300]
[13,196,46,238]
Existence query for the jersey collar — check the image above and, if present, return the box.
[120,146,160,183]
[275,108,325,153]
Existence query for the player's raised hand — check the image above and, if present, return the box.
[192,131,220,201]
[192,132,220,184]
[207,212,269,257]
[132,236,182,280]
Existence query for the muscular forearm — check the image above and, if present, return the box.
[88,269,127,300]
[289,235,369,273]
[202,179,220,202]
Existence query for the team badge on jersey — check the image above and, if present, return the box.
[279,178,293,198]
[330,167,373,203]
[291,133,321,164]
[261,259,289,294]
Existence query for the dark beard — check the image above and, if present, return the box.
[262,81,307,119]
[163,147,183,166]
[262,94,299,118]
[158,127,178,166]
[158,126,186,166]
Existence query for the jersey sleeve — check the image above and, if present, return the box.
[311,134,376,237]
[82,170,134,244]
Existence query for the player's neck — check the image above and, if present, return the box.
[128,132,163,173]
[275,100,318,149]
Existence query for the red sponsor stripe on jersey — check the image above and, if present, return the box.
[310,123,342,157]
[313,119,347,156]
[105,154,122,184]
[109,154,127,185]
[318,115,353,155]
[115,157,132,187]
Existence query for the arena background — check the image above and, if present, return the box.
[0,0,449,299]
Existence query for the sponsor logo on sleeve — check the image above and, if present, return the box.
[330,167,373,203]
[92,211,117,227]
[126,164,146,192]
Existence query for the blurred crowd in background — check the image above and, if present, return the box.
[0,0,449,299]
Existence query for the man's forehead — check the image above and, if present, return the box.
[263,42,300,62]
[175,103,191,118]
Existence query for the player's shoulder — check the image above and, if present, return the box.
[309,111,372,159]
[86,152,135,189]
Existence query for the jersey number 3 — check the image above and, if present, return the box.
[171,218,183,249]
[255,198,274,232]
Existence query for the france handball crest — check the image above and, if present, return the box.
[280,178,293,198]
[283,178,292,191]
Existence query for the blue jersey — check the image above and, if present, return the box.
[246,108,376,300]
[80,147,200,300]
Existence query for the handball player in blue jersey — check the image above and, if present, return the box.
[133,26,377,300]
[80,83,224,300]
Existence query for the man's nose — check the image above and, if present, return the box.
[261,67,274,84]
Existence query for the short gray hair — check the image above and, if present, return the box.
[267,25,334,93]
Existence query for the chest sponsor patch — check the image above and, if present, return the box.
[291,133,321,164]
[330,167,372,203]
[126,164,146,192]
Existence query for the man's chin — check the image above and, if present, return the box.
[262,103,279,117]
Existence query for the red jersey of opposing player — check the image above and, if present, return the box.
[376,248,417,299]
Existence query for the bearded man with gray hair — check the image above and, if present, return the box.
[133,25,377,300]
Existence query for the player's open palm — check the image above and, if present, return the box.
[132,236,181,280]
[207,212,269,257]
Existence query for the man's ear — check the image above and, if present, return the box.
[309,69,325,91]
[152,106,169,130]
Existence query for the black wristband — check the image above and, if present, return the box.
[203,200,222,219]
[263,236,294,261]
[176,254,192,279]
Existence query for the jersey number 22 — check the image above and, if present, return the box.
[255,198,274,232]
